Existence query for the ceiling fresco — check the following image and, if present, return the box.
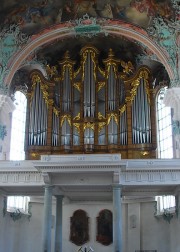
[0,0,179,95]
[0,0,175,34]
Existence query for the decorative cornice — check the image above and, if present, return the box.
[0,172,43,185]
[0,157,180,187]
[121,170,180,186]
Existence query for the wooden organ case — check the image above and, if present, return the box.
[25,46,157,160]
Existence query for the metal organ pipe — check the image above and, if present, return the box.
[132,78,151,144]
[120,110,127,145]
[83,51,95,118]
[28,80,48,146]
[108,66,116,111]
[63,68,71,112]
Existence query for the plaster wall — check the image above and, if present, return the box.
[140,202,171,252]
[0,196,179,252]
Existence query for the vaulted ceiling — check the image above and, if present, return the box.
[0,0,174,34]
[0,0,179,93]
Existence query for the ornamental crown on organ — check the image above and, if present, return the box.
[26,45,155,159]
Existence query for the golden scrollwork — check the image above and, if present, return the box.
[32,75,41,85]
[98,122,106,133]
[139,70,149,80]
[73,82,81,92]
[62,64,73,81]
[98,66,106,78]
[46,65,58,78]
[119,104,126,114]
[60,114,71,127]
[121,61,134,75]
[73,123,81,133]
[125,69,150,104]
[98,112,106,120]
[53,107,59,116]
[82,49,97,81]
[41,87,49,105]
[97,81,105,92]
[74,66,82,78]
[47,99,54,106]
[73,113,81,121]
[107,113,118,125]
[83,122,95,131]
[140,151,149,156]
[126,78,141,103]
[139,70,150,104]
[106,64,118,79]
[31,152,39,158]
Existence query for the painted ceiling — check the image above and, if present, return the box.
[0,0,179,93]
[0,0,175,34]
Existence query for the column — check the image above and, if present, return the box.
[54,195,63,252]
[42,185,53,252]
[113,185,122,252]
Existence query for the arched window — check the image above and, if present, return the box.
[156,88,173,158]
[8,91,30,216]
[10,91,27,160]
[7,196,30,214]
[155,195,176,215]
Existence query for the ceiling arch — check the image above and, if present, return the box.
[5,20,174,88]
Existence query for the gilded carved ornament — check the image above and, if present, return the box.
[98,112,106,120]
[121,61,134,75]
[98,122,106,133]
[82,49,97,81]
[97,81,106,92]
[119,104,126,114]
[62,64,73,81]
[53,107,59,117]
[106,64,118,79]
[73,82,81,92]
[125,70,150,104]
[31,75,50,106]
[107,113,118,125]
[74,66,82,78]
[83,122,95,131]
[98,66,106,78]
[73,113,81,121]
[46,65,58,78]
[60,114,71,127]
[73,123,81,133]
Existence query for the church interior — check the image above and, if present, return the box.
[0,0,180,252]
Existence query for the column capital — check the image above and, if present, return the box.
[42,172,52,184]
[112,184,123,189]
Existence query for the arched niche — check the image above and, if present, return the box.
[96,209,113,246]
[70,209,89,246]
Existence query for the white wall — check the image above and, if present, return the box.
[0,196,179,252]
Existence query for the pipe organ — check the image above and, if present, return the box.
[26,45,156,159]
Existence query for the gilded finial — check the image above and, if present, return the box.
[108,48,114,58]
[64,50,70,59]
